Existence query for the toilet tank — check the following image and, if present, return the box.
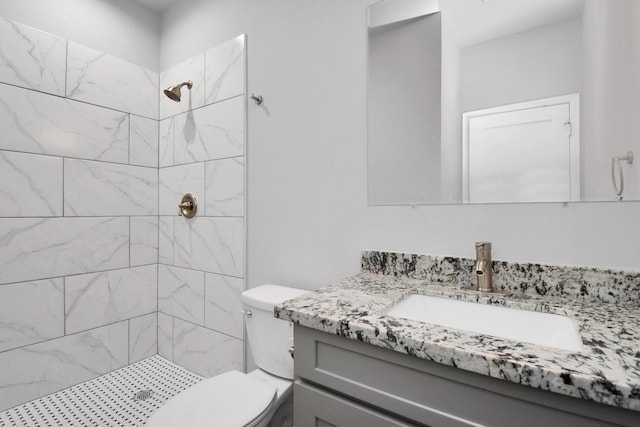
[241,285,309,380]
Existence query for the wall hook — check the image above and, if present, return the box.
[250,93,263,105]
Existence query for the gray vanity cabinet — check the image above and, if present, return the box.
[293,326,638,427]
[295,381,414,427]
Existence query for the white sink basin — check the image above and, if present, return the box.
[385,294,583,352]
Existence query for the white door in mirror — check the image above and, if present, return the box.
[463,94,580,203]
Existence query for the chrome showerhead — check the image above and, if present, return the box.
[163,80,193,102]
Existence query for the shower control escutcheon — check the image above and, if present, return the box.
[178,193,198,218]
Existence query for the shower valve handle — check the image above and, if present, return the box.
[178,193,198,218]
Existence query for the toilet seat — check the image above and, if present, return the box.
[146,371,277,427]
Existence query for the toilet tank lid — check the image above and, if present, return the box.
[241,285,310,311]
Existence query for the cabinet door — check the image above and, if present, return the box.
[294,326,637,427]
[294,381,419,427]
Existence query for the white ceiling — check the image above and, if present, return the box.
[133,0,182,13]
[440,0,585,47]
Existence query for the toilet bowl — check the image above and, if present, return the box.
[146,285,308,427]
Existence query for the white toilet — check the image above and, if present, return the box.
[146,284,309,427]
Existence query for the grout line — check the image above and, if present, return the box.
[157,91,244,122]
[0,214,172,219]
[0,147,158,170]
[0,80,159,120]
[64,40,68,97]
[203,159,207,217]
[203,51,208,103]
[127,319,131,366]
[0,145,239,173]
[0,265,158,288]
[62,158,65,217]
[128,113,131,165]
[170,314,174,362]
[157,156,244,172]
[0,317,136,355]
[242,40,248,374]
[171,216,175,265]
[157,311,242,342]
[63,277,66,336]
[171,116,175,167]
[203,273,207,328]
[153,264,243,281]
[129,216,132,267]
[157,264,160,356]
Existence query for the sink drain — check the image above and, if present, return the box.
[133,389,154,402]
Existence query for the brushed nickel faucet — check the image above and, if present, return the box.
[474,242,493,292]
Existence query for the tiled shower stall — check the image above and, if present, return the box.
[0,15,246,412]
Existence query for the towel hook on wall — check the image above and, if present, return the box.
[611,151,634,200]
[250,93,263,105]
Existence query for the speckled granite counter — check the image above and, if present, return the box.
[275,251,640,411]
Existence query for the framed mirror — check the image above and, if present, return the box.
[367,0,640,205]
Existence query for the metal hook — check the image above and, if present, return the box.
[250,93,263,105]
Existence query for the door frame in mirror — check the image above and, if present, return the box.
[462,93,581,203]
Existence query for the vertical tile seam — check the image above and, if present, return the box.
[63,276,67,336]
[64,40,68,98]
[156,267,159,357]
[171,216,175,265]
[128,216,131,268]
[242,36,248,373]
[171,116,175,167]
[62,157,65,217]
[170,314,174,362]
[128,113,131,165]
[156,93,160,353]
[203,271,207,329]
[127,318,131,366]
[203,49,208,108]
[203,160,207,217]
[156,67,161,355]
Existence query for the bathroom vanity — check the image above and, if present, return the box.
[275,251,640,426]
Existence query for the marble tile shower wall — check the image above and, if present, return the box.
[157,35,246,379]
[0,16,246,410]
[0,16,159,411]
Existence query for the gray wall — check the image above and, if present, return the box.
[440,19,462,202]
[582,0,640,201]
[157,0,640,291]
[368,13,442,205]
[1,0,637,310]
[459,17,583,113]
[161,0,640,293]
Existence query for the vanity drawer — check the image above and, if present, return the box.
[294,326,630,427]
[294,381,415,427]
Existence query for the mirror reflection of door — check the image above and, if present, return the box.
[463,94,580,203]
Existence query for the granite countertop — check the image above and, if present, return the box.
[275,253,640,411]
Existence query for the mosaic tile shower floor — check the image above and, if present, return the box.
[0,355,204,427]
